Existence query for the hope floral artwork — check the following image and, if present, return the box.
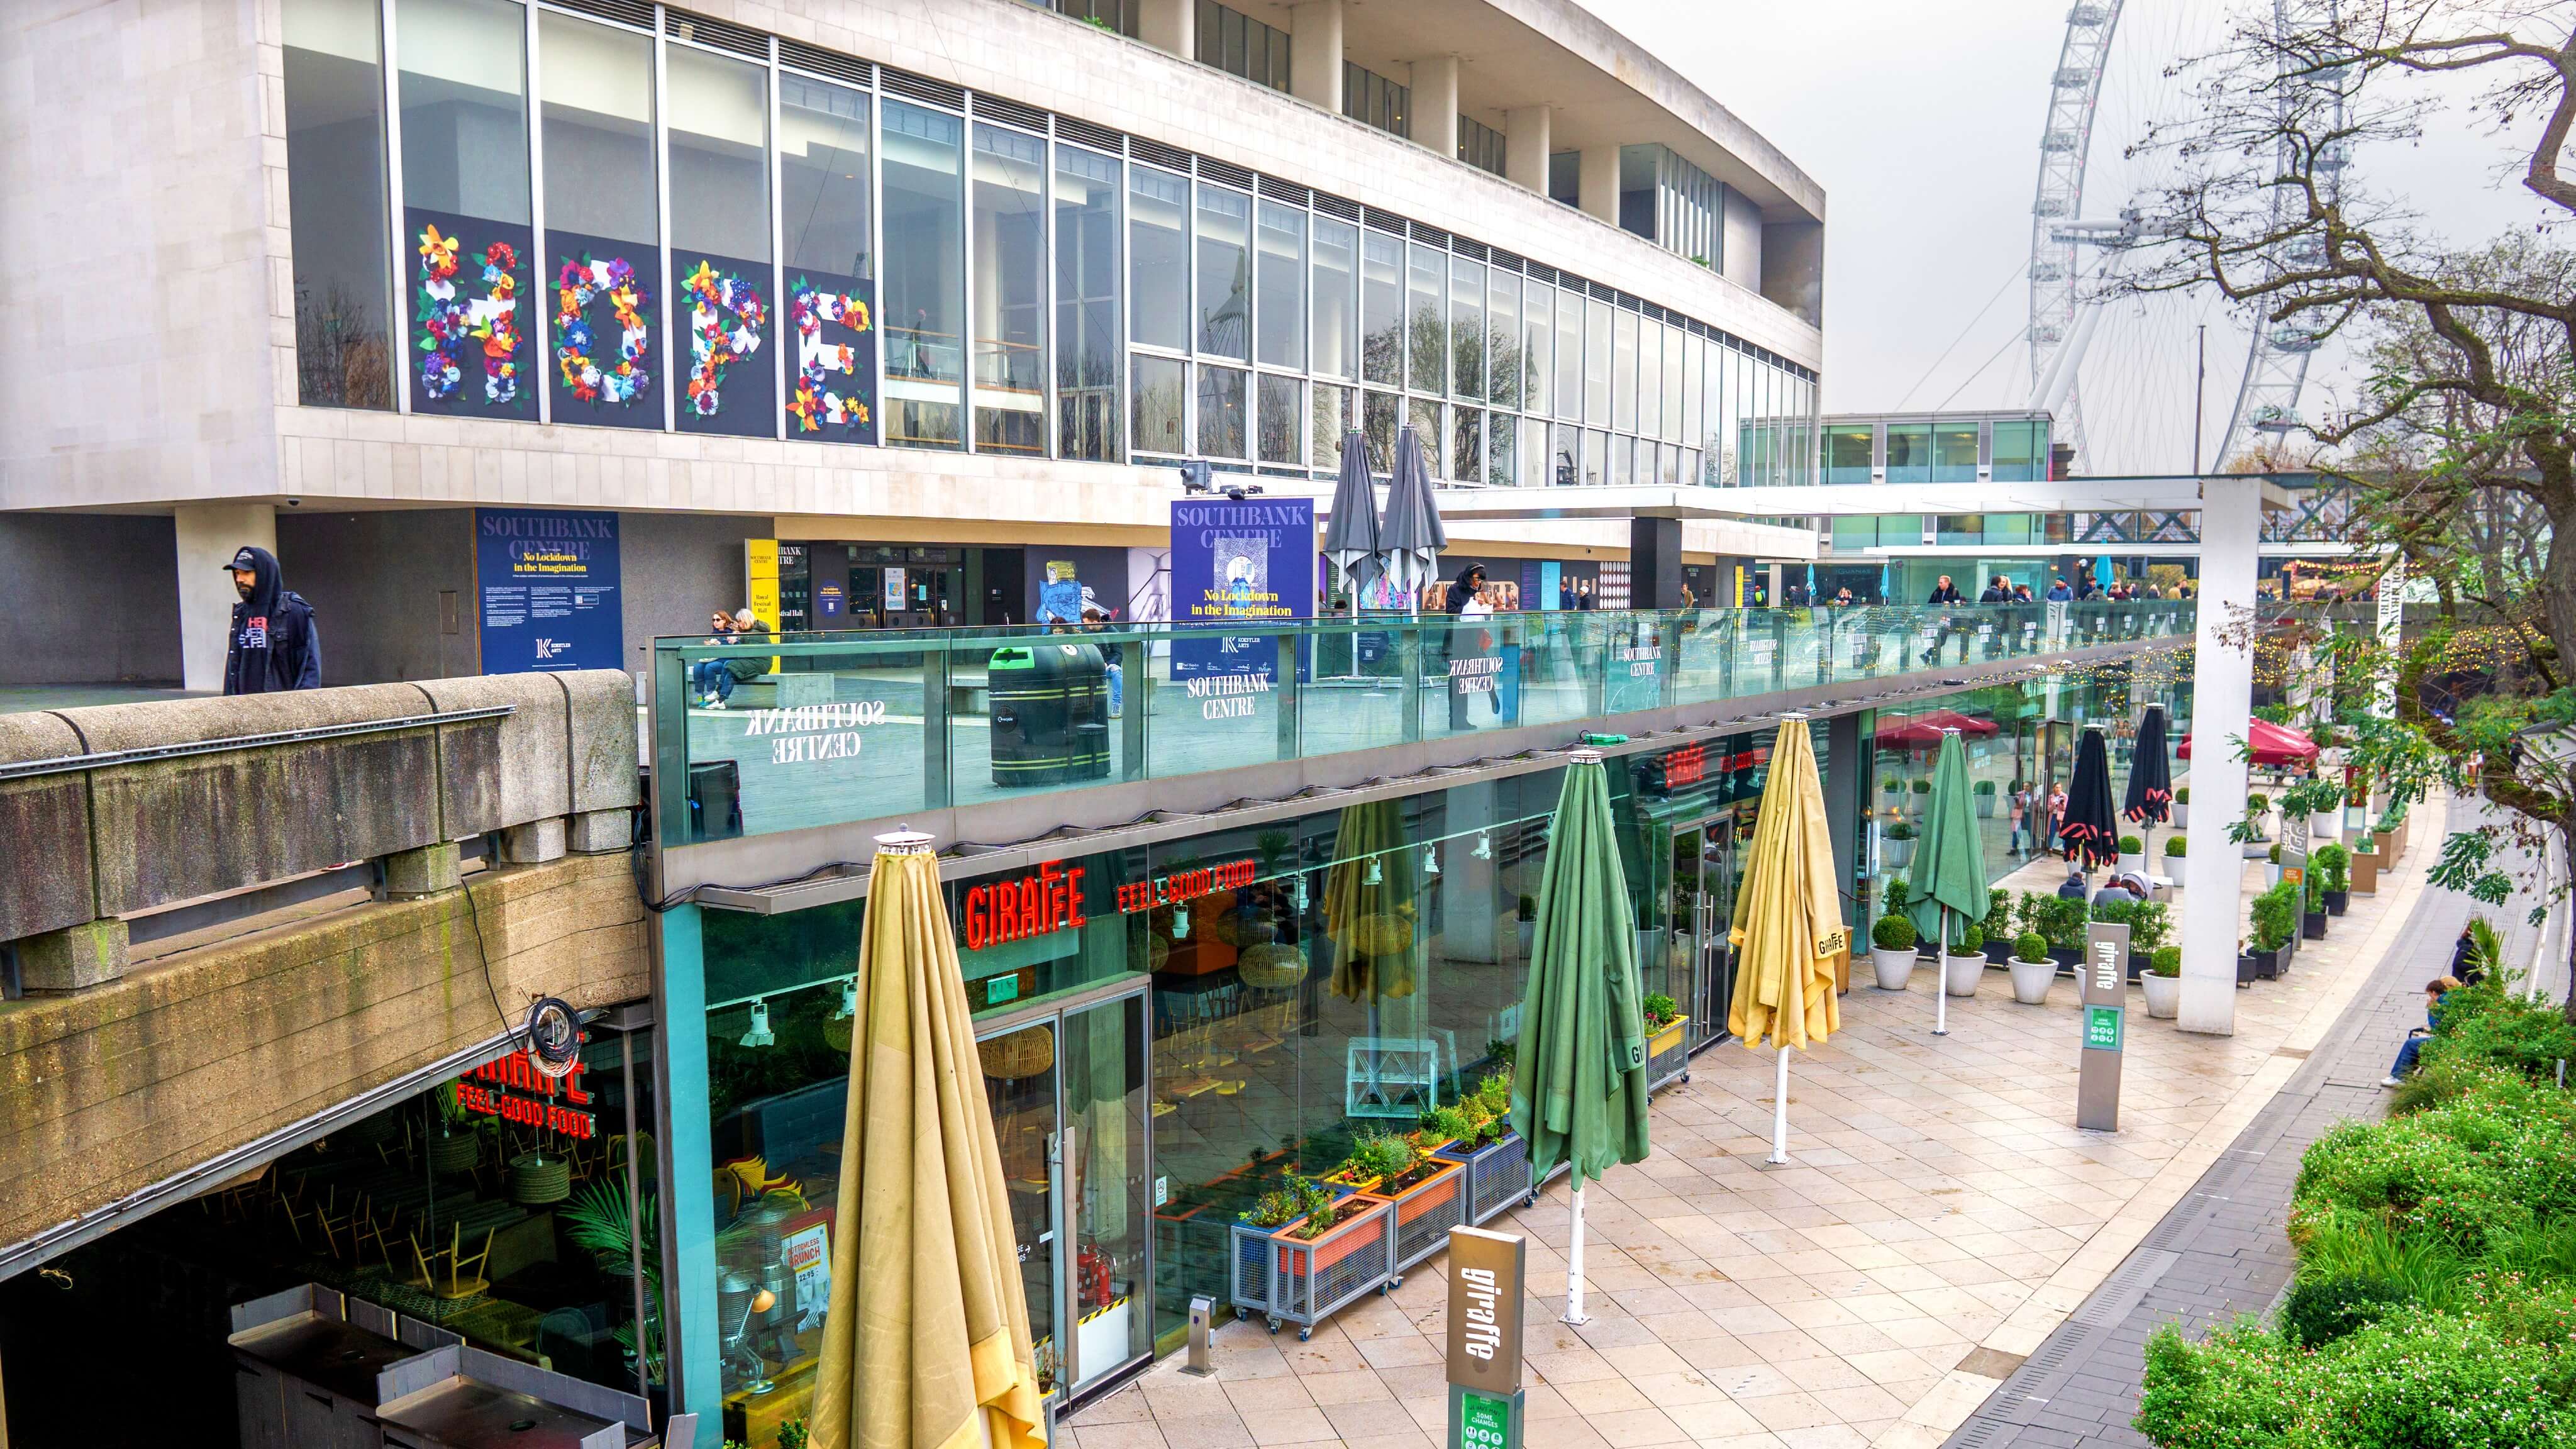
[788,277,873,435]
[414,224,523,406]
[679,260,765,418]
[554,254,653,406]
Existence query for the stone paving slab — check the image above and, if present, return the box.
[1064,806,2442,1449]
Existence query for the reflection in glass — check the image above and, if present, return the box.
[1257,372,1301,464]
[1128,166,1188,352]
[1556,289,1584,423]
[972,124,1048,455]
[1520,416,1548,488]
[1611,309,1638,434]
[1195,184,1250,360]
[1313,382,1350,472]
[1407,244,1446,395]
[1452,406,1482,483]
[1662,323,1687,443]
[1312,217,1359,381]
[882,99,965,447]
[780,75,875,442]
[1199,364,1248,458]
[1449,257,1484,401]
[1521,280,1550,416]
[1362,390,1398,473]
[1635,319,1661,440]
[1552,422,1577,486]
[1582,427,1606,485]
[1360,231,1403,387]
[286,0,392,409]
[1681,334,1703,458]
[1255,201,1306,370]
[540,9,660,428]
[979,1022,1059,1394]
[1610,433,1632,486]
[1487,408,1514,487]
[1060,995,1152,1388]
[1407,397,1443,474]
[1582,297,1611,426]
[1131,353,1185,454]
[1486,270,1519,411]
[1055,146,1121,462]
[667,45,772,436]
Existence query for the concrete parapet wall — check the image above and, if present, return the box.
[0,671,636,955]
[0,852,649,1260]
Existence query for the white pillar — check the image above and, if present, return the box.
[2180,476,2260,1036]
[1288,0,1342,112]
[1578,145,1619,225]
[1409,55,1458,155]
[1503,106,1550,193]
[175,502,277,694]
[1138,0,1193,57]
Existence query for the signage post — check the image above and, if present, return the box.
[2077,921,2130,1131]
[1445,1227,1525,1449]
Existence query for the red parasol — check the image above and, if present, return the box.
[2179,719,2319,767]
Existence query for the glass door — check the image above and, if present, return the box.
[1692,818,1736,1048]
[978,1021,1059,1394]
[1665,826,1702,1039]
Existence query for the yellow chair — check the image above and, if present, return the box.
[408,1223,496,1300]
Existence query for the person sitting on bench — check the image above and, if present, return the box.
[692,608,771,709]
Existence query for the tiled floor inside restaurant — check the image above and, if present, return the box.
[1064,816,2440,1448]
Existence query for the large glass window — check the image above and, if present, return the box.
[540,10,660,429]
[1199,364,1248,457]
[1312,217,1358,380]
[1549,421,1575,486]
[1362,390,1399,473]
[1582,297,1611,427]
[1635,319,1661,441]
[1519,280,1549,416]
[971,124,1048,455]
[1313,382,1351,472]
[1449,257,1484,401]
[882,98,965,447]
[1611,309,1638,434]
[1680,332,1702,458]
[1582,428,1606,485]
[1055,145,1121,462]
[397,0,531,420]
[1196,0,1290,91]
[1884,423,1932,482]
[1662,325,1687,443]
[1257,372,1301,464]
[1343,62,1409,136]
[1992,419,2045,481]
[1128,165,1189,352]
[1554,288,1582,421]
[1196,183,1250,360]
[1824,425,1874,483]
[1486,268,1519,411]
[1487,407,1515,487]
[285,0,392,411]
[1131,353,1185,455]
[668,45,772,438]
[1360,231,1405,387]
[1255,201,1305,370]
[1407,244,1446,395]
[1933,422,1979,481]
[1407,397,1443,472]
[781,75,875,443]
[1520,416,1548,487]
[1452,406,1482,482]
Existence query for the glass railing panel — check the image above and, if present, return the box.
[668,639,938,841]
[1418,613,1524,741]
[1299,619,1412,758]
[1143,626,1293,779]
[953,629,1132,807]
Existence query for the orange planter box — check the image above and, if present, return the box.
[1358,1159,1462,1223]
[1275,1195,1391,1277]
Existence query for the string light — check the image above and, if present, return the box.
[738,999,774,1049]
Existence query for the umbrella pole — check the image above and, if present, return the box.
[1934,904,1950,1036]
[1563,1182,1589,1324]
[1768,1044,1792,1165]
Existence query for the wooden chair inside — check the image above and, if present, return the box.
[407,1223,497,1299]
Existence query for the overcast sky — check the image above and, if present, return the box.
[1581,0,2562,474]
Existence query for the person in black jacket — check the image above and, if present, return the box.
[1979,575,2010,604]
[1922,574,1965,663]
[221,545,321,694]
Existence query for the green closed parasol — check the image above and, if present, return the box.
[1904,728,1989,1037]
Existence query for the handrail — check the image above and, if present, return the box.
[0,704,517,782]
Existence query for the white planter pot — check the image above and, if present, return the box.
[2310,812,2338,840]
[2118,852,2145,877]
[2141,972,2182,1019]
[1975,796,1997,818]
[1883,839,1915,870]
[1516,921,1535,957]
[2007,957,2056,1004]
[1943,952,1987,997]
[1871,947,1918,991]
[2172,802,2189,829]
[2266,864,2282,889]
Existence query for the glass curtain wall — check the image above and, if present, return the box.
[1311,218,1358,384]
[667,45,772,438]
[284,0,394,409]
[780,75,875,441]
[971,123,1048,455]
[539,9,661,428]
[1055,145,1121,461]
[883,99,966,447]
[398,0,533,419]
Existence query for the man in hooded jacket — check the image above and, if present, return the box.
[222,545,321,694]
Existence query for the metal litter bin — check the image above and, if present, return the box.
[989,640,1111,787]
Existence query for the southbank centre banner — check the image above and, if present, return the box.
[1169,496,1315,682]
[476,508,624,673]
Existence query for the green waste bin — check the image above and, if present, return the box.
[989,640,1111,787]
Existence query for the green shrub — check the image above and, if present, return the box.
[1642,993,1679,1029]
[1974,778,1996,795]
[2119,833,2143,854]
[2165,833,2189,857]
[1887,820,1917,841]
[2424,981,2576,1085]
[2246,791,2270,814]
[2313,843,2350,892]
[1983,886,2013,940]
[2015,931,2051,963]
[1872,913,1917,952]
[2094,897,2172,953]
[2150,946,2180,977]
[2249,882,2297,952]
[1911,777,1932,794]
[1957,923,1984,955]
[2290,1310,2576,1449]
[2175,785,2190,804]
[2268,841,2282,864]
[2279,1275,2407,1347]
[2135,1320,2310,1449]
[2293,1118,2534,1256]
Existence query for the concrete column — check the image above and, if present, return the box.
[1409,55,1458,155]
[1139,0,1192,57]
[1289,0,1342,112]
[1630,517,1682,611]
[1503,106,1550,193]
[1578,145,1619,225]
[18,919,128,993]
[175,502,277,694]
[2180,476,2261,1036]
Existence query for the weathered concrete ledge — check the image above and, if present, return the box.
[0,851,649,1259]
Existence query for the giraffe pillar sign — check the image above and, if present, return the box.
[2079,920,2131,1131]
[1445,1227,1526,1449]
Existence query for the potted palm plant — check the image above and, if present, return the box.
[1943,922,1987,997]
[2171,785,2190,829]
[1870,912,1919,991]
[2117,833,2145,877]
[2313,843,2350,914]
[2141,947,2182,1018]
[2007,931,2056,1004]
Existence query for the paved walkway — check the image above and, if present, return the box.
[1064,803,2444,1449]
[1938,796,2545,1449]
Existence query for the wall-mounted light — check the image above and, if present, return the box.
[832,977,857,1022]
[1364,858,1384,886]
[1423,846,1441,877]
[1291,874,1309,911]
[1472,831,1493,860]
[1172,909,1191,940]
[739,999,774,1049]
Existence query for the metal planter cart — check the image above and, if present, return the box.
[1646,1015,1691,1092]
[1229,1196,1397,1340]
[1362,1159,1465,1275]
[1434,1133,1538,1225]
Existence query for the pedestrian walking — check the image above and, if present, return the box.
[221,545,321,694]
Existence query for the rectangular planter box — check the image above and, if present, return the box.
[2048,945,2084,978]
[1435,1133,1535,1225]
[1232,1195,1394,1339]
[2237,952,2262,984]
[1646,1016,1690,1093]
[2373,830,2396,861]
[2351,852,2379,894]
[2324,889,2348,916]
[1359,1159,1465,1275]
[2302,912,2328,940]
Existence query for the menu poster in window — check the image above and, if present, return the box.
[1169,496,1314,681]
[404,209,536,421]
[475,509,623,673]
[544,230,665,430]
[671,251,776,438]
[785,267,877,443]
[781,1212,833,1328]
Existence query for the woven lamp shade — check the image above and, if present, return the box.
[1237,941,1308,990]
[978,1026,1056,1080]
